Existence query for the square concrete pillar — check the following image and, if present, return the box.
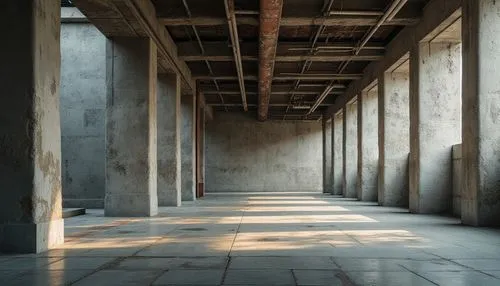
[196,99,206,198]
[378,72,410,207]
[332,111,344,196]
[0,0,64,253]
[105,37,158,217]
[158,74,182,206]
[199,109,207,197]
[343,99,358,198]
[181,93,196,201]
[322,116,333,193]
[409,42,462,214]
[461,0,500,226]
[357,90,378,201]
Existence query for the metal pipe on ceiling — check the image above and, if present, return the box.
[224,0,248,111]
[355,0,406,55]
[329,10,384,16]
[234,10,259,15]
[181,0,228,112]
[386,0,409,21]
[305,0,408,116]
[283,0,336,120]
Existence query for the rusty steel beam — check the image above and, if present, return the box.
[224,0,248,111]
[258,0,283,121]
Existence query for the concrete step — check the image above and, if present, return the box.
[63,208,86,218]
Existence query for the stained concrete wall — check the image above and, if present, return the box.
[409,42,462,214]
[205,112,322,192]
[378,72,410,207]
[343,99,358,198]
[332,112,344,195]
[60,22,106,208]
[452,144,462,218]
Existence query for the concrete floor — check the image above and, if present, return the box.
[1,193,500,285]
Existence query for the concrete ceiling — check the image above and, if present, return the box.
[70,0,431,121]
[154,0,429,120]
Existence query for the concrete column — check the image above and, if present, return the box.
[181,93,196,201]
[378,72,410,207]
[157,74,182,206]
[322,116,333,193]
[200,108,206,197]
[452,144,462,218]
[0,0,64,253]
[343,99,358,198]
[105,37,158,217]
[332,112,344,196]
[357,90,378,201]
[462,0,500,226]
[409,42,461,214]
[196,99,205,198]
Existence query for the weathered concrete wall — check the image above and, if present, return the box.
[332,112,344,195]
[205,112,322,192]
[105,37,158,217]
[181,94,196,201]
[462,0,500,226]
[452,144,462,218]
[60,22,106,209]
[0,0,64,253]
[357,90,378,201]
[343,99,358,198]
[323,117,333,193]
[409,42,462,214]
[378,72,410,207]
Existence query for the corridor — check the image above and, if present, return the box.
[1,193,500,286]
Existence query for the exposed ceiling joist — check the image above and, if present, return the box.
[180,55,383,62]
[158,16,418,26]
[193,74,363,81]
[224,0,248,111]
[202,90,345,96]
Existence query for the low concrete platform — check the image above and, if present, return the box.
[1,193,499,285]
[63,208,86,219]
